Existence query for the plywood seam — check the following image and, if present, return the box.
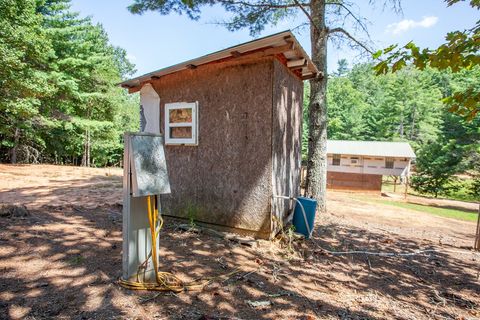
[269,59,275,238]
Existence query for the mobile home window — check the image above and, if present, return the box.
[385,157,394,169]
[165,102,198,145]
[350,156,359,164]
[332,154,341,166]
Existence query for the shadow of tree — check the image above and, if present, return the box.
[0,174,479,319]
[405,201,478,214]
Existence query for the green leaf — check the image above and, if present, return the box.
[372,50,382,59]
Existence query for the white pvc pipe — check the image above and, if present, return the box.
[273,195,312,238]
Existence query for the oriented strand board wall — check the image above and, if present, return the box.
[271,59,303,232]
[327,172,382,192]
[150,58,274,237]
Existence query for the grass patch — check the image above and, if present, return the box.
[68,254,85,265]
[381,176,479,203]
[361,198,478,222]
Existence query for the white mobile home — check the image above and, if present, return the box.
[326,140,416,192]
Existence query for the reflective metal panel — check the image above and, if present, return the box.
[130,133,171,197]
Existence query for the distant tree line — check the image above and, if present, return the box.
[1,0,478,201]
[304,60,480,201]
[0,0,139,167]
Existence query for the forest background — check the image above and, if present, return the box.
[1,0,478,201]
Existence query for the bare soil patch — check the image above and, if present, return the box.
[0,164,122,209]
[0,165,479,319]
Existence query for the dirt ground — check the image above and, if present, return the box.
[0,164,479,320]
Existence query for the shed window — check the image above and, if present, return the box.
[385,157,394,169]
[332,154,341,166]
[165,102,198,145]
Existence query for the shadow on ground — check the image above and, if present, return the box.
[0,176,479,319]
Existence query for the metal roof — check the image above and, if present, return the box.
[120,30,318,89]
[327,140,416,158]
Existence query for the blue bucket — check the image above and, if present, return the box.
[292,197,317,239]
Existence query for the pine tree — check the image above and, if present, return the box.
[38,0,137,166]
[0,0,53,163]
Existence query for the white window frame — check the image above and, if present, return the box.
[164,102,198,146]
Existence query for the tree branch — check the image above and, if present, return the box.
[326,2,370,38]
[292,0,320,33]
[291,22,310,32]
[328,27,374,55]
[217,0,309,9]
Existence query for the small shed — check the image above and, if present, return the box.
[120,31,317,239]
[326,140,416,192]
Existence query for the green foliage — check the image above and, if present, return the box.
[441,177,479,202]
[0,0,138,166]
[410,142,463,197]
[468,152,480,200]
[0,0,53,161]
[327,76,369,140]
[184,202,203,228]
[326,62,443,146]
[128,0,295,36]
[322,60,479,201]
[470,177,480,199]
[374,0,480,119]
[333,59,349,77]
[305,60,449,160]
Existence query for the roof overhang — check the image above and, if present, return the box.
[119,30,318,91]
[326,140,417,158]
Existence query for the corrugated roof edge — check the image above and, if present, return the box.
[119,30,317,88]
[327,140,416,158]
[328,140,414,144]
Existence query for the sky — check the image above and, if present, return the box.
[70,0,479,78]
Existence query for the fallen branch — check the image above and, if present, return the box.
[177,224,257,247]
[315,247,480,258]
[139,292,162,304]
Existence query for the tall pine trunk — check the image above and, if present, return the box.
[11,127,20,164]
[81,129,91,167]
[305,0,328,212]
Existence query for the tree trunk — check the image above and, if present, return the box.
[87,129,91,167]
[81,130,87,167]
[305,0,328,212]
[81,129,91,167]
[11,127,20,164]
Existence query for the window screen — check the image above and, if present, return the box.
[385,157,394,169]
[332,154,341,166]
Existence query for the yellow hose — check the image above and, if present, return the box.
[119,195,239,292]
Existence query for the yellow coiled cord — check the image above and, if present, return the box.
[119,195,239,293]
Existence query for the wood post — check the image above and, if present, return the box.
[404,177,409,200]
[475,203,480,251]
[393,176,397,193]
